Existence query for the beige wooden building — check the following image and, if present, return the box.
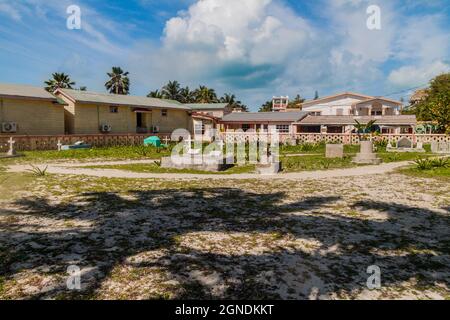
[0,83,66,135]
[55,89,194,135]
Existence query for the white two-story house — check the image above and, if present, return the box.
[295,92,416,134]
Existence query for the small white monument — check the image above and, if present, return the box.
[7,137,16,156]
[352,141,382,164]
[57,140,63,151]
[326,144,344,158]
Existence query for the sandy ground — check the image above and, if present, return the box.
[7,160,412,180]
[0,165,449,300]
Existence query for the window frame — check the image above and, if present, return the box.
[276,124,290,133]
[109,106,119,113]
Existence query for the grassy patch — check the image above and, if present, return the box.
[0,276,4,296]
[0,172,37,201]
[398,166,450,180]
[280,143,360,155]
[11,145,172,163]
[281,154,356,172]
[82,163,256,175]
[377,152,435,163]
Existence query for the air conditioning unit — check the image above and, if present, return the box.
[100,124,112,133]
[151,126,160,133]
[1,122,17,133]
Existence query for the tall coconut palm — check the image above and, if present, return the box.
[147,90,163,99]
[161,81,182,101]
[105,67,130,95]
[44,73,76,92]
[195,86,218,103]
[259,100,273,112]
[354,119,377,141]
[180,86,196,103]
[220,93,237,105]
[221,93,248,111]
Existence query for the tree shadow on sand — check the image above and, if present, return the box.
[1,188,449,299]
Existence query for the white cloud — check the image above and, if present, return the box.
[129,0,450,107]
[0,2,22,21]
[163,0,312,66]
[2,0,449,109]
[388,60,450,88]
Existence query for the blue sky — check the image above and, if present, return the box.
[0,0,449,110]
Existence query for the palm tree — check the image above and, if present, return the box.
[105,67,130,95]
[161,81,182,101]
[354,119,377,141]
[221,93,248,111]
[180,86,196,103]
[44,73,76,92]
[220,93,237,105]
[314,91,319,100]
[259,100,273,112]
[147,90,164,99]
[288,94,305,109]
[195,86,218,103]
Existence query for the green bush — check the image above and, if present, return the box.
[431,157,449,168]
[374,140,388,150]
[414,157,449,170]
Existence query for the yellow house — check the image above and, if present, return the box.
[0,83,65,135]
[55,89,194,135]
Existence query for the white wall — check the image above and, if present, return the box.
[302,97,364,115]
[303,97,401,116]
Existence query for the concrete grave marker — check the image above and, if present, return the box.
[57,140,63,151]
[352,141,381,164]
[326,144,344,158]
[7,137,16,156]
[431,141,450,154]
[397,137,413,149]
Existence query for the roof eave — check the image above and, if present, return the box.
[0,94,61,104]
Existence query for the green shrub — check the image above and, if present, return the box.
[26,164,48,176]
[319,159,331,169]
[431,157,449,168]
[374,140,388,150]
[414,157,449,170]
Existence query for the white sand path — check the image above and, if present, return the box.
[7,160,412,180]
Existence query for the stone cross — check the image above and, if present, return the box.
[7,137,16,156]
[184,138,194,151]
[57,140,63,151]
[216,140,225,150]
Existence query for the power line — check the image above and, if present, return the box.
[382,84,429,97]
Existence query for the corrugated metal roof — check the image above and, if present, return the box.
[59,89,191,110]
[0,83,61,102]
[221,112,309,122]
[185,103,229,110]
[297,115,417,125]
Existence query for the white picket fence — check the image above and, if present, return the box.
[220,133,450,145]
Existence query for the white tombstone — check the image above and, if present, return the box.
[163,137,170,145]
[7,137,16,156]
[57,140,63,151]
[416,142,423,150]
